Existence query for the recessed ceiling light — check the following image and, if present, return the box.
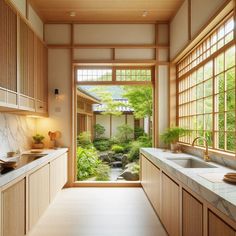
[69,11,76,17]
[142,10,148,17]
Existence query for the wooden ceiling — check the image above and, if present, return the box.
[29,0,184,23]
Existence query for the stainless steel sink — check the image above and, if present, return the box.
[167,158,217,168]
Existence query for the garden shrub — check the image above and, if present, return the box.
[94,124,106,139]
[115,124,134,143]
[77,132,93,149]
[95,163,110,181]
[134,127,145,139]
[111,144,124,153]
[93,138,111,151]
[77,146,110,181]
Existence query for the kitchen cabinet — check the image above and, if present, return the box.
[161,173,180,236]
[182,190,203,236]
[141,155,161,215]
[50,153,68,201]
[0,0,48,114]
[1,178,26,236]
[29,164,50,230]
[208,211,236,236]
[0,0,18,108]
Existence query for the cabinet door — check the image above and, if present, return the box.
[141,155,148,192]
[2,179,26,236]
[0,0,17,107]
[161,173,180,236]
[182,190,203,236]
[208,211,235,236]
[50,153,68,201]
[29,164,50,230]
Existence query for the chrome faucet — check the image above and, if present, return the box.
[192,137,210,162]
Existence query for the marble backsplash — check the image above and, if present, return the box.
[0,113,36,155]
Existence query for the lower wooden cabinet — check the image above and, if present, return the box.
[208,211,236,236]
[161,173,180,236]
[29,164,50,230]
[50,153,68,201]
[141,155,161,215]
[1,178,26,236]
[182,190,203,236]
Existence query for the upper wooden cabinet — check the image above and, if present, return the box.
[0,0,48,114]
[0,0,18,108]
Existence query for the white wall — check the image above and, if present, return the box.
[95,115,110,138]
[37,49,71,147]
[170,0,229,60]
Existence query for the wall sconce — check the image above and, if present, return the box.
[54,89,59,100]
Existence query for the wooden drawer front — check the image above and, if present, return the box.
[208,211,236,236]
[2,179,26,236]
[161,173,180,236]
[182,190,203,236]
[29,164,50,230]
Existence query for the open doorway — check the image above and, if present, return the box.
[75,66,154,183]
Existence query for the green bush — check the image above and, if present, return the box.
[134,127,145,139]
[115,124,134,143]
[77,147,110,181]
[111,144,124,153]
[95,163,110,181]
[77,147,99,180]
[94,124,106,139]
[93,138,111,151]
[77,132,93,149]
[120,142,132,153]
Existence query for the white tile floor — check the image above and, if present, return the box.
[29,188,167,236]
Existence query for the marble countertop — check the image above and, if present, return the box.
[0,148,68,188]
[141,148,236,221]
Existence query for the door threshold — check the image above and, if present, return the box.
[71,181,141,187]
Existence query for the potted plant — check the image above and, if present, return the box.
[160,127,189,153]
[32,134,45,149]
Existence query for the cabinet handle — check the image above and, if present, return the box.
[39,106,43,109]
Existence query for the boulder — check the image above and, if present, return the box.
[119,169,139,181]
[113,153,123,161]
[99,153,111,163]
[110,161,122,168]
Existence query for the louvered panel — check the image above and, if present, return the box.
[0,0,17,91]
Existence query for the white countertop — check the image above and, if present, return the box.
[0,148,68,188]
[141,148,236,221]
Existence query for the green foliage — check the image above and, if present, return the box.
[77,147,110,181]
[94,124,106,139]
[122,86,153,119]
[161,127,189,145]
[115,124,134,143]
[128,136,152,162]
[111,144,124,153]
[33,134,45,144]
[95,163,110,181]
[134,127,145,139]
[77,132,93,149]
[77,147,100,180]
[93,138,111,151]
[131,164,140,174]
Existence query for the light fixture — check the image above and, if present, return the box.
[69,11,76,17]
[142,10,148,17]
[54,89,60,100]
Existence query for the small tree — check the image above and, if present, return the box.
[94,124,105,139]
[116,124,134,143]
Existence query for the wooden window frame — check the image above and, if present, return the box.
[177,15,236,154]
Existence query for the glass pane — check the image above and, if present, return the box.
[226,112,235,131]
[204,61,213,80]
[218,132,225,149]
[196,115,204,130]
[197,99,204,114]
[204,79,212,96]
[227,89,235,111]
[215,54,224,75]
[204,96,213,113]
[196,83,204,99]
[196,67,204,83]
[215,73,225,94]
[218,93,225,112]
[226,132,235,152]
[205,114,213,130]
[205,131,213,147]
[225,46,235,69]
[226,68,235,90]
[218,113,225,131]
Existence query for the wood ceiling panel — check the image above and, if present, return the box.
[29,0,184,22]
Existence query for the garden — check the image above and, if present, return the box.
[76,85,153,181]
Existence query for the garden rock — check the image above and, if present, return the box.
[121,154,128,167]
[113,153,123,161]
[99,153,111,163]
[119,162,139,181]
[110,161,123,168]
